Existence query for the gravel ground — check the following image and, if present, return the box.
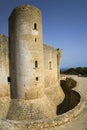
[44,75,87,130]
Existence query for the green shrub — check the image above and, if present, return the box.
[61,67,87,76]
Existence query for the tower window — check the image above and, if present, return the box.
[35,38,37,42]
[36,77,38,81]
[35,61,38,68]
[7,76,11,82]
[49,61,52,69]
[34,23,37,30]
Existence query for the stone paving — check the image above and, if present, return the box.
[44,76,87,130]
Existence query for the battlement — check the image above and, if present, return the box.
[9,5,41,19]
[13,5,40,11]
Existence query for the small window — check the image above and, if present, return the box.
[35,61,38,68]
[7,76,11,82]
[35,38,37,42]
[34,23,37,30]
[36,77,38,81]
[49,61,52,69]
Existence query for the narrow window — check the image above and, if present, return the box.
[36,77,38,81]
[35,61,38,68]
[34,23,37,30]
[49,61,52,69]
[7,76,11,82]
[35,38,37,42]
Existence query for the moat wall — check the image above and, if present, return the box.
[0,92,84,130]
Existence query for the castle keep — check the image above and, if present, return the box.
[0,5,64,120]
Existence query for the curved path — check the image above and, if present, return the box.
[44,76,87,130]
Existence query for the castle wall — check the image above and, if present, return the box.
[9,5,45,99]
[57,49,62,83]
[0,5,65,120]
[43,44,64,107]
[0,34,10,97]
[43,44,58,88]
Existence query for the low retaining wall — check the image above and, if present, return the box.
[0,93,85,130]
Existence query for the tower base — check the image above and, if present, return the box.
[7,95,56,121]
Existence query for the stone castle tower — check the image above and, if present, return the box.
[0,5,64,120]
[9,5,44,100]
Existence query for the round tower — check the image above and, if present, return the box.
[9,5,44,99]
[7,5,64,120]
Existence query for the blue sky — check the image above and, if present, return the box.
[0,0,87,68]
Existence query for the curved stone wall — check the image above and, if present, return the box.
[43,44,64,110]
[57,90,81,114]
[43,44,58,88]
[0,34,10,97]
[9,5,44,100]
[0,91,85,130]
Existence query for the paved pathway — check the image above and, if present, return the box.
[44,76,87,130]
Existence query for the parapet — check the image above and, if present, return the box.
[9,5,41,19]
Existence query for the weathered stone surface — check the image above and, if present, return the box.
[0,96,85,130]
[0,34,10,97]
[0,97,10,119]
[0,5,65,121]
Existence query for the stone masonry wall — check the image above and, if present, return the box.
[43,44,58,88]
[9,5,45,99]
[43,44,65,111]
[0,5,65,121]
[0,34,10,97]
[0,91,85,130]
[0,34,64,120]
